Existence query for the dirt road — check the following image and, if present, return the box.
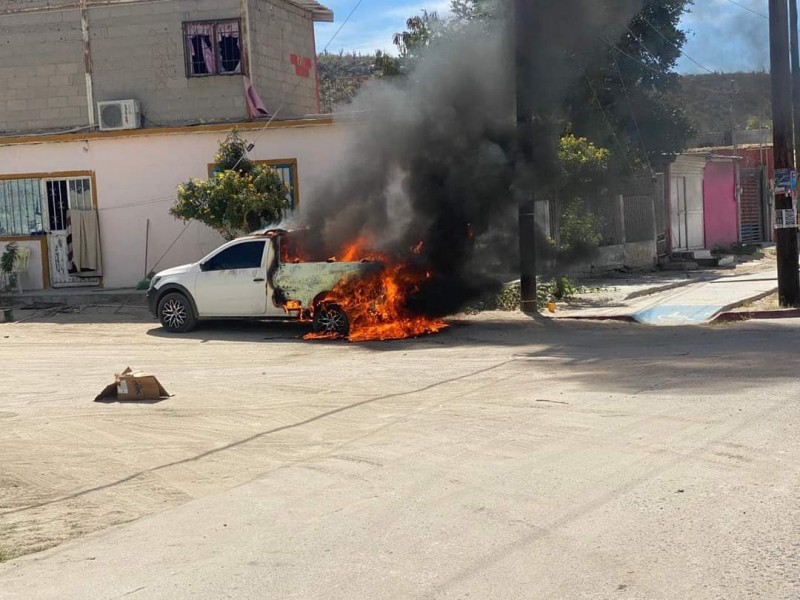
[1,307,799,598]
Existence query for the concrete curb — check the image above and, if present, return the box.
[623,278,696,301]
[555,287,779,326]
[710,288,778,322]
[714,309,800,322]
[554,315,637,323]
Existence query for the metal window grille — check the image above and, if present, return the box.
[0,178,45,236]
[184,20,241,77]
[45,178,93,232]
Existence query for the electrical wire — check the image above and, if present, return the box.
[583,75,639,178]
[124,0,366,265]
[148,221,191,274]
[722,0,768,19]
[230,0,365,171]
[637,16,716,75]
[597,35,730,94]
[612,56,654,175]
[321,0,366,53]
[97,195,176,211]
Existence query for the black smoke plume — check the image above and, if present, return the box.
[302,1,644,317]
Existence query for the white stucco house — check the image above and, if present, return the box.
[0,0,340,291]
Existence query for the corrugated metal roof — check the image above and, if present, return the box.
[287,0,334,22]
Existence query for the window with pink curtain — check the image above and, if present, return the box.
[217,21,241,74]
[184,20,240,77]
[186,22,215,76]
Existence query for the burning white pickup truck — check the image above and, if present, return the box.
[147,229,380,335]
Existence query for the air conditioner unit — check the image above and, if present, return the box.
[97,99,141,131]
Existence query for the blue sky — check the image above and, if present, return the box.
[315,0,771,74]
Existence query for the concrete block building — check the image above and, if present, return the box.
[0,0,332,133]
[0,0,341,291]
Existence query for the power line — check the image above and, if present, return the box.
[612,56,654,174]
[98,195,175,211]
[230,0,365,171]
[126,1,364,263]
[636,17,716,75]
[598,35,729,94]
[583,75,639,177]
[322,0,365,53]
[723,0,768,19]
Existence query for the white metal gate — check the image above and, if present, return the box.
[670,176,705,251]
[43,178,100,288]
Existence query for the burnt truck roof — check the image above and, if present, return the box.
[246,228,303,239]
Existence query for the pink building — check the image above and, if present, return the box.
[670,147,772,253]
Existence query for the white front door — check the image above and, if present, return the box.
[193,239,269,317]
[43,178,100,288]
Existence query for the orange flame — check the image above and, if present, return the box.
[304,242,447,342]
[340,237,375,262]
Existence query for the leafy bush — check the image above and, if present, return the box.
[550,199,604,261]
[465,276,582,314]
[171,131,290,240]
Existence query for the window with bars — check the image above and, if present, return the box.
[0,177,93,237]
[185,20,242,77]
[45,178,93,232]
[0,179,45,236]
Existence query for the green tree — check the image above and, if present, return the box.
[552,135,609,259]
[387,0,694,169]
[571,0,694,172]
[170,132,290,240]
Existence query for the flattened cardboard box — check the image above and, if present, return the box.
[95,367,171,402]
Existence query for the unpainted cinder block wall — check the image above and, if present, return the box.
[90,0,247,126]
[0,8,88,133]
[0,0,320,134]
[247,0,319,118]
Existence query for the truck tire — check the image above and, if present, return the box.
[158,292,198,333]
[312,303,350,336]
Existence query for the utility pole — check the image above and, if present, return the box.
[513,0,538,314]
[769,0,800,306]
[791,0,800,162]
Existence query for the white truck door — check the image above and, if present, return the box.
[193,240,269,317]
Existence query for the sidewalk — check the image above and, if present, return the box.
[553,267,779,325]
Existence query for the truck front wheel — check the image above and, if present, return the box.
[158,292,198,333]
[312,303,350,337]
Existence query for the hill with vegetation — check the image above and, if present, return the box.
[676,72,771,134]
[316,55,773,141]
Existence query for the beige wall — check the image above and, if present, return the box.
[248,0,320,117]
[0,9,87,133]
[91,0,248,126]
[0,239,47,291]
[0,121,347,288]
[0,0,320,134]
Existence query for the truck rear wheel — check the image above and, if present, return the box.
[312,303,349,336]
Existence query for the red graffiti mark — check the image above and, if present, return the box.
[290,53,312,78]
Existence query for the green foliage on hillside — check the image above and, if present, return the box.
[317,52,377,112]
[676,72,771,134]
